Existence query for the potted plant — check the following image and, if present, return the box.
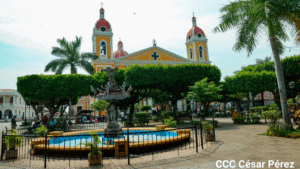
[80,131,102,165]
[202,122,214,141]
[4,129,23,160]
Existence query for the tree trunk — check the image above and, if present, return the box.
[261,92,265,106]
[129,102,135,124]
[171,99,178,121]
[269,37,293,130]
[247,93,251,121]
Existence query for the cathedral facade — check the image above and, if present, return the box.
[74,6,211,115]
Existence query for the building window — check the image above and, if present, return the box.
[188,35,191,40]
[100,26,106,32]
[19,111,20,115]
[199,46,204,58]
[32,112,34,117]
[10,97,13,104]
[189,48,193,60]
[20,98,21,104]
[197,33,202,38]
[100,42,107,55]
[0,97,3,104]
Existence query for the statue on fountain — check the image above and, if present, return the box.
[96,67,132,137]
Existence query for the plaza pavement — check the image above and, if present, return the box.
[0,118,299,169]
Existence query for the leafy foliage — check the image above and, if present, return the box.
[262,110,280,124]
[202,122,213,133]
[164,116,177,127]
[45,36,98,75]
[34,125,48,137]
[187,78,223,117]
[79,131,102,155]
[5,129,23,150]
[141,105,151,111]
[134,111,150,126]
[90,100,109,111]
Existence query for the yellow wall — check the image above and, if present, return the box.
[121,49,186,62]
[96,36,111,59]
[195,42,207,61]
[186,43,194,60]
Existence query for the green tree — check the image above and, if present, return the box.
[90,100,110,114]
[225,71,276,119]
[17,74,92,121]
[44,36,98,75]
[213,0,300,129]
[186,78,223,118]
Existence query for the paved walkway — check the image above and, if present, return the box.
[0,118,299,168]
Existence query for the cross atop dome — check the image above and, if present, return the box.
[100,2,105,19]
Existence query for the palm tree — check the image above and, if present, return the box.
[213,0,300,130]
[45,36,98,75]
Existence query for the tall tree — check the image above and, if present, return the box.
[186,78,223,119]
[45,36,98,75]
[213,0,300,130]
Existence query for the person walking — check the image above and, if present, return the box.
[11,115,17,130]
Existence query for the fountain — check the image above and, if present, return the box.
[96,67,132,138]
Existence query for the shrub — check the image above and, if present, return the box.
[232,114,246,124]
[134,111,150,126]
[34,125,48,136]
[265,124,287,137]
[5,129,23,150]
[269,103,279,111]
[141,105,151,111]
[124,121,133,127]
[22,121,31,126]
[202,122,213,134]
[262,110,280,124]
[164,116,177,127]
[160,111,173,119]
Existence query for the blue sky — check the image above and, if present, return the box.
[1,0,300,90]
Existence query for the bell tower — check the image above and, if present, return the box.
[92,3,113,59]
[185,14,209,62]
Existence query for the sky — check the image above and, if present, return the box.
[1,0,300,90]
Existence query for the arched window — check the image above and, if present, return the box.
[197,33,202,38]
[100,42,107,55]
[20,98,21,104]
[188,35,191,40]
[19,111,20,115]
[199,46,204,58]
[189,48,193,60]
[10,97,13,104]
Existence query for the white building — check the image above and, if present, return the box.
[0,89,35,120]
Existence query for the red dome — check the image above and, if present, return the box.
[186,26,205,40]
[96,19,111,29]
[113,50,128,59]
[118,41,123,45]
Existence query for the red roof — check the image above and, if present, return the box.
[118,41,123,45]
[0,89,13,91]
[186,26,205,40]
[243,91,274,101]
[96,19,111,29]
[113,50,128,59]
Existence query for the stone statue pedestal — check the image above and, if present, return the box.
[95,67,132,138]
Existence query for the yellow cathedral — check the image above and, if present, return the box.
[73,5,211,116]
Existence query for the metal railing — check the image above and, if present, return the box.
[1,120,216,168]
